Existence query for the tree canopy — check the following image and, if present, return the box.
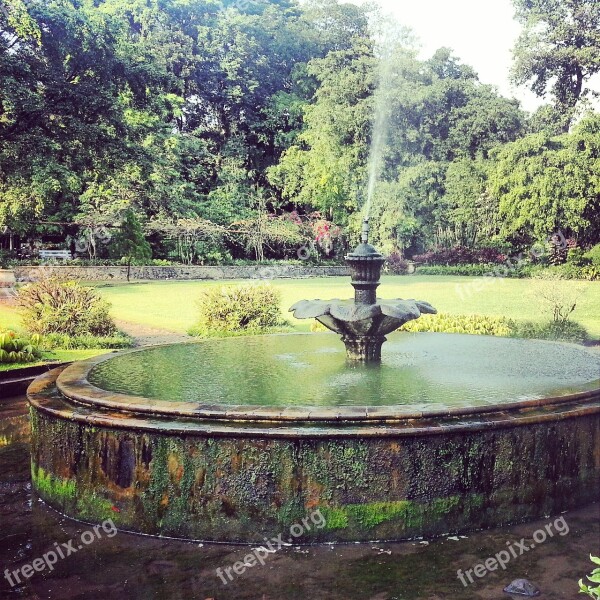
[511,0,600,130]
[1,0,599,261]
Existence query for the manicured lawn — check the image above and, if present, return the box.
[0,302,22,332]
[94,275,600,338]
[2,275,599,340]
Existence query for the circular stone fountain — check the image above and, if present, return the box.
[28,228,600,543]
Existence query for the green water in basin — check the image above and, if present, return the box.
[87,333,600,410]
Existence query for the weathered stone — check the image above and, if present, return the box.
[13,264,350,282]
[290,219,436,362]
[503,578,541,596]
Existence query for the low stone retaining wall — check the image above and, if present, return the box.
[0,362,69,398]
[13,264,350,282]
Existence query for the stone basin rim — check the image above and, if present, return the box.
[29,367,600,438]
[55,333,600,424]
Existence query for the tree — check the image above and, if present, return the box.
[111,210,151,281]
[268,38,376,223]
[511,0,600,130]
[488,113,600,246]
[445,158,499,247]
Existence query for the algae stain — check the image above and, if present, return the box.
[31,464,76,504]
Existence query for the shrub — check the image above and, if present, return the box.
[17,276,117,337]
[532,271,588,324]
[509,320,589,344]
[0,330,43,364]
[190,284,286,337]
[401,313,513,337]
[412,246,506,266]
[385,252,409,275]
[416,262,599,280]
[42,333,132,350]
[417,264,511,277]
[0,249,16,269]
[584,243,600,267]
[567,247,589,267]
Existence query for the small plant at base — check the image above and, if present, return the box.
[0,330,43,364]
[42,333,132,350]
[532,271,588,324]
[579,555,600,599]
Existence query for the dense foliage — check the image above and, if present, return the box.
[1,0,599,261]
[0,330,42,363]
[401,313,589,343]
[17,276,117,336]
[190,283,285,336]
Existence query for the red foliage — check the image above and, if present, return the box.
[412,246,507,266]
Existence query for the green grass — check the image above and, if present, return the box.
[0,303,22,332]
[90,276,600,338]
[2,275,600,340]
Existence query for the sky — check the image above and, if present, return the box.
[346,0,543,113]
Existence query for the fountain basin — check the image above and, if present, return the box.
[28,333,600,543]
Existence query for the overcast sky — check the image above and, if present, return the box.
[346,0,542,113]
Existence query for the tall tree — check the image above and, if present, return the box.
[111,209,152,281]
[511,0,600,130]
[489,113,600,246]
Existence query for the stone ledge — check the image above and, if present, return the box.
[13,264,350,282]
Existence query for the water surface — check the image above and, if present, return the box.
[88,333,600,410]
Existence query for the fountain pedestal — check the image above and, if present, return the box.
[290,219,436,362]
[341,334,386,361]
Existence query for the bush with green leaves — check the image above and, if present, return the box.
[397,313,589,343]
[189,284,286,337]
[417,263,599,280]
[579,555,600,599]
[509,320,589,344]
[417,263,538,278]
[541,263,600,281]
[17,276,117,337]
[42,333,132,350]
[568,247,589,267]
[401,313,513,337]
[0,330,43,364]
[584,244,600,268]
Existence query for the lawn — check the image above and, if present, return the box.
[2,275,599,340]
[92,275,600,339]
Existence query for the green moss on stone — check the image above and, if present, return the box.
[32,465,76,505]
[346,501,412,528]
[76,493,115,521]
[320,507,349,530]
[318,495,464,535]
